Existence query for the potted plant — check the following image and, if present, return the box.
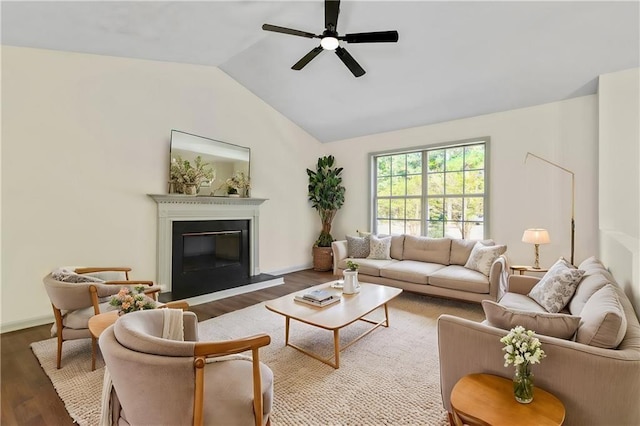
[343,260,360,294]
[225,171,251,197]
[170,155,215,195]
[307,155,345,271]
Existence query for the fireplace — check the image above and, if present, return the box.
[172,220,249,299]
[149,194,283,302]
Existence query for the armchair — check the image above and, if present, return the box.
[99,309,273,426]
[43,266,160,368]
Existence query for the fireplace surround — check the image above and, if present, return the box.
[149,194,282,302]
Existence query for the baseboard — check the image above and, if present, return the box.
[178,276,285,307]
[1,314,53,334]
[264,263,313,276]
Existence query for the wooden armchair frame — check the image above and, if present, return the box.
[193,334,272,426]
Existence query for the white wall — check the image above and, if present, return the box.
[598,68,640,313]
[1,46,322,331]
[325,96,599,270]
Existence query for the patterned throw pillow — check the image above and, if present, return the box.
[346,235,370,258]
[51,268,105,283]
[528,258,585,313]
[367,235,392,260]
[464,242,507,276]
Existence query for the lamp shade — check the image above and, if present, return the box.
[522,228,550,245]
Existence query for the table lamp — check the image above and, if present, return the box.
[522,228,550,269]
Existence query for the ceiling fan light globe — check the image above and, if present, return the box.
[320,37,339,50]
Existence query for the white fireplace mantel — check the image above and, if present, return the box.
[148,194,268,294]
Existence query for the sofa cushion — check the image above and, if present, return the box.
[576,284,627,348]
[428,265,490,294]
[498,292,547,313]
[482,300,581,340]
[450,239,495,266]
[403,236,451,264]
[379,234,405,260]
[568,273,611,316]
[338,258,397,277]
[346,235,370,258]
[63,301,116,329]
[464,243,506,276]
[528,258,585,313]
[579,256,616,282]
[379,260,445,285]
[367,235,392,260]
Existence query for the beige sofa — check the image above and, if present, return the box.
[438,257,640,425]
[332,234,507,304]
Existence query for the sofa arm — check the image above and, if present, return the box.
[488,255,507,300]
[507,275,540,295]
[331,240,348,276]
[438,314,640,426]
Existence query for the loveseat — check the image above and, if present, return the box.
[332,234,508,304]
[438,257,640,425]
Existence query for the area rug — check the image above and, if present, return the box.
[31,292,484,425]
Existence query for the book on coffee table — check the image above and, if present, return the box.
[302,289,336,302]
[294,294,341,307]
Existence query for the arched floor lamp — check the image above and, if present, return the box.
[525,152,575,265]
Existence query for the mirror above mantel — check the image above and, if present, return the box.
[169,130,250,196]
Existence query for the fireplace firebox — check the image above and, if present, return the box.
[172,220,250,299]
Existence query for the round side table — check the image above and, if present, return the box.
[88,310,119,371]
[450,373,565,426]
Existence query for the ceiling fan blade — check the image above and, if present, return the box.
[262,24,318,39]
[335,46,365,77]
[292,46,324,70]
[325,0,340,31]
[342,31,399,43]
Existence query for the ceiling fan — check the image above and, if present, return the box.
[262,0,399,77]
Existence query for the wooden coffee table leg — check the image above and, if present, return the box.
[285,316,290,346]
[384,303,390,327]
[333,329,340,369]
[91,336,97,371]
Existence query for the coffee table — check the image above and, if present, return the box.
[265,281,402,369]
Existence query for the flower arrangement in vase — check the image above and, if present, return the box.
[109,286,157,315]
[500,326,546,403]
[170,155,215,195]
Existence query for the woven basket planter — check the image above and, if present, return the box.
[312,246,333,272]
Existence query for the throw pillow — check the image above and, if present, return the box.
[367,235,392,260]
[575,284,627,348]
[346,235,370,258]
[51,268,105,283]
[450,239,495,266]
[464,242,507,276]
[482,300,581,340]
[528,258,585,313]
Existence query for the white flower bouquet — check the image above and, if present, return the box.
[500,325,546,366]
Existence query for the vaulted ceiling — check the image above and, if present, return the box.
[2,1,638,142]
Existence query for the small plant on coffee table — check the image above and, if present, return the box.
[346,260,359,271]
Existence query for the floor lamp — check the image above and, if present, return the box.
[524,152,575,265]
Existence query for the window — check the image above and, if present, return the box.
[373,140,487,239]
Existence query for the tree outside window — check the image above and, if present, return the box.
[374,141,486,238]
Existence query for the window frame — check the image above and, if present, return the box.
[369,137,490,239]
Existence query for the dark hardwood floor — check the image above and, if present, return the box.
[1,269,333,426]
